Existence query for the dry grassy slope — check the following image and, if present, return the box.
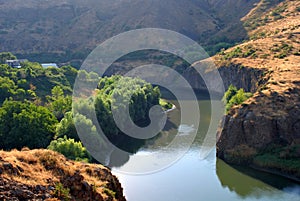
[215,0,300,114]
[0,149,126,201]
[216,0,300,180]
[0,0,259,61]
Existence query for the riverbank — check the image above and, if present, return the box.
[250,164,300,184]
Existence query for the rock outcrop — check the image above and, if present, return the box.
[0,149,126,201]
[184,62,267,93]
[213,0,300,181]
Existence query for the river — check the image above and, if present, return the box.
[112,91,300,201]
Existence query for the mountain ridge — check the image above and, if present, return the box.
[0,0,260,65]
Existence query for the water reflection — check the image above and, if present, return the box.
[216,159,300,198]
[107,116,179,168]
[112,92,300,201]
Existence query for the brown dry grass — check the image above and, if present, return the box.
[212,0,300,117]
[0,149,120,200]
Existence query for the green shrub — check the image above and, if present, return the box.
[55,111,77,140]
[223,85,252,112]
[0,52,17,64]
[48,136,91,162]
[54,182,71,201]
[103,187,116,198]
[159,99,173,110]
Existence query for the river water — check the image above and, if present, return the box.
[112,92,300,201]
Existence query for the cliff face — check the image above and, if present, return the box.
[0,149,126,201]
[217,86,300,155]
[184,63,266,93]
[212,0,300,181]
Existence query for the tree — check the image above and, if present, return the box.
[0,52,17,64]
[47,86,72,120]
[72,75,166,154]
[0,100,58,150]
[93,75,161,139]
[0,76,16,104]
[56,111,78,141]
[222,84,237,104]
[223,85,252,112]
[48,136,91,162]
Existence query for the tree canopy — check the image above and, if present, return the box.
[48,136,91,162]
[0,52,17,64]
[0,100,58,150]
[95,75,160,138]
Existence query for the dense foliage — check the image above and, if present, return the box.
[0,52,167,162]
[71,75,164,152]
[95,75,161,138]
[48,136,91,162]
[0,100,58,150]
[47,86,72,120]
[0,52,17,64]
[56,111,77,140]
[0,63,76,104]
[223,85,253,112]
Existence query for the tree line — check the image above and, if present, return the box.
[0,52,167,162]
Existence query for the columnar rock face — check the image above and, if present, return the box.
[183,62,266,93]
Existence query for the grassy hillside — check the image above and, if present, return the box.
[0,0,260,66]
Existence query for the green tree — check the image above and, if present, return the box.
[222,84,237,104]
[47,86,72,120]
[73,75,166,154]
[0,76,17,104]
[93,75,161,139]
[48,136,91,162]
[0,100,58,150]
[0,52,17,64]
[56,111,78,141]
[223,85,252,112]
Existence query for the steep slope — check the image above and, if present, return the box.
[0,0,259,65]
[215,0,300,181]
[0,149,126,201]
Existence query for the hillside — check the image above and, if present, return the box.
[214,0,300,181]
[0,0,260,65]
[0,149,126,200]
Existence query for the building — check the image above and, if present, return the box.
[5,59,27,68]
[41,63,58,68]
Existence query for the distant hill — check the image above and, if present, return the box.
[0,0,262,66]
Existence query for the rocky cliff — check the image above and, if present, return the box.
[184,62,267,93]
[209,0,300,181]
[0,149,126,201]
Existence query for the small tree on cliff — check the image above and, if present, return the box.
[223,85,252,112]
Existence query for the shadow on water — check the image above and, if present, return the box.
[108,87,206,168]
[108,116,179,168]
[100,81,216,169]
[216,159,300,198]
